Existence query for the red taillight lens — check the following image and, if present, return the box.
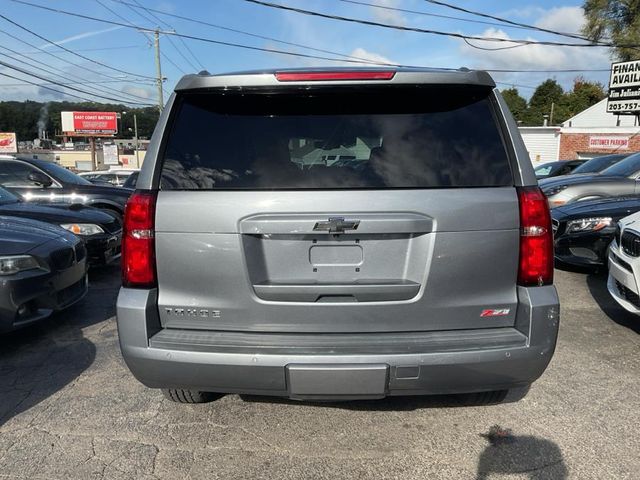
[122,190,157,288]
[275,71,395,82]
[517,186,553,286]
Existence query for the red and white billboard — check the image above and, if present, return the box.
[61,111,117,135]
[0,132,17,153]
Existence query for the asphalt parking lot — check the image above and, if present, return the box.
[0,266,638,479]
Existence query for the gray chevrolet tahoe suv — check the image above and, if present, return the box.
[117,68,560,404]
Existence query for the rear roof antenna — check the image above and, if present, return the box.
[197,70,211,76]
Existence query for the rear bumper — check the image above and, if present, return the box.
[116,286,560,399]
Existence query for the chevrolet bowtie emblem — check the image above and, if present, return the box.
[313,217,360,233]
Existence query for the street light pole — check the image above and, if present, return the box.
[133,114,140,168]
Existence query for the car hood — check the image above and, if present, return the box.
[552,196,640,221]
[0,215,72,255]
[0,202,115,226]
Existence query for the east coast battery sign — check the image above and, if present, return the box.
[61,111,118,135]
[607,60,640,114]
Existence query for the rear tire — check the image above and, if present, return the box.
[162,388,221,404]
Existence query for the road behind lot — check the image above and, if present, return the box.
[0,266,638,479]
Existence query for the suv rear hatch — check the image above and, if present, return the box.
[152,75,520,333]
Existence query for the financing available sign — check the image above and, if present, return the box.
[607,60,640,114]
[61,111,118,135]
[0,132,17,153]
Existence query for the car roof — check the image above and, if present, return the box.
[174,67,495,91]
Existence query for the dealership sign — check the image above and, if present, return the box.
[0,132,17,153]
[61,111,117,135]
[607,60,640,114]
[589,135,629,150]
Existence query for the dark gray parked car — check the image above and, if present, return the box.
[117,68,560,403]
[541,151,640,208]
[0,216,87,332]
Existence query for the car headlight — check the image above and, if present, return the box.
[60,223,104,235]
[0,255,40,275]
[565,217,613,234]
[543,185,568,197]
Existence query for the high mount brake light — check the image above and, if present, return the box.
[517,186,554,286]
[275,71,396,82]
[122,190,157,288]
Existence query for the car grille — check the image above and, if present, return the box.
[551,219,564,237]
[50,247,75,271]
[615,223,621,246]
[616,281,640,308]
[621,230,640,257]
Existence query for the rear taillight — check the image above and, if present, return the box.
[275,71,395,82]
[517,186,553,286]
[122,190,157,288]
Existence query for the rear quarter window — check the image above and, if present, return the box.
[159,86,513,190]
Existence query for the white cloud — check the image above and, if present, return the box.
[122,85,154,100]
[535,6,585,35]
[370,0,405,26]
[349,47,394,65]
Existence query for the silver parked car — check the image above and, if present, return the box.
[117,68,559,403]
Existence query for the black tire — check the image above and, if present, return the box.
[162,388,221,404]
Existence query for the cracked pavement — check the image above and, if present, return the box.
[0,265,638,479]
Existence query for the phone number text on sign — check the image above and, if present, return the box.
[607,101,640,112]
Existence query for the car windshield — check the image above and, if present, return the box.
[535,163,555,177]
[600,152,640,177]
[0,186,19,204]
[572,155,626,174]
[30,159,93,185]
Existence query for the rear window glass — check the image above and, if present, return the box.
[160,87,512,190]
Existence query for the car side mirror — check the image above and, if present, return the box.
[28,171,53,188]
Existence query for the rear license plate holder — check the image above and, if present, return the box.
[286,364,388,400]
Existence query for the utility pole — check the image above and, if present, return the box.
[133,113,140,168]
[549,102,555,126]
[154,29,164,113]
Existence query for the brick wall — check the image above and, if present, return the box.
[559,133,640,159]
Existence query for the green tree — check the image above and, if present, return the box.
[583,0,640,61]
[501,87,527,122]
[522,79,564,126]
[558,77,606,122]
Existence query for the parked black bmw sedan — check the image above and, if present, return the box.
[0,155,132,219]
[552,195,640,268]
[0,186,122,266]
[0,216,87,333]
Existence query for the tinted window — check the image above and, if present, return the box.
[535,163,556,177]
[0,160,41,187]
[572,154,626,174]
[123,171,138,189]
[600,152,640,177]
[31,160,92,185]
[160,87,512,189]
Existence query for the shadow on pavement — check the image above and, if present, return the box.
[586,271,640,334]
[0,264,120,427]
[239,391,521,411]
[476,425,567,479]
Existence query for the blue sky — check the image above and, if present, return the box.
[0,0,613,106]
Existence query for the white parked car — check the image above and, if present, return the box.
[608,210,640,314]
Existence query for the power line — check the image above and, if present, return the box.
[0,71,105,102]
[422,0,593,42]
[112,0,390,67]
[242,0,625,48]
[128,0,205,71]
[0,28,156,103]
[18,44,144,55]
[7,0,619,74]
[1,78,155,87]
[0,12,155,79]
[340,0,576,36]
[0,59,155,105]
